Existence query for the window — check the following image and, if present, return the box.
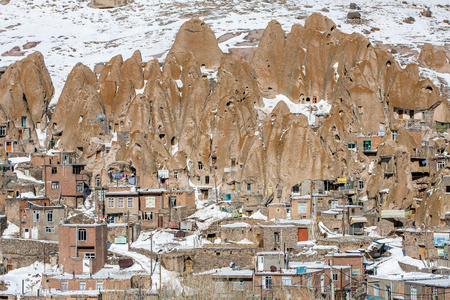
[24,169,29,176]
[358,181,364,190]
[233,279,244,291]
[358,106,363,114]
[247,183,251,193]
[118,198,124,208]
[237,182,241,192]
[374,284,380,296]
[33,210,40,222]
[78,228,86,241]
[363,140,371,151]
[318,200,323,207]
[145,196,155,208]
[410,286,417,300]
[274,232,280,243]
[96,281,103,290]
[108,197,114,208]
[51,182,59,190]
[72,165,84,174]
[77,182,84,192]
[198,161,203,170]
[45,226,54,233]
[231,158,236,167]
[347,143,356,150]
[47,210,53,223]
[51,167,57,174]
[0,126,6,136]
[84,252,95,259]
[385,286,392,300]
[307,275,312,287]
[169,196,176,208]
[144,211,153,220]
[79,281,86,291]
[345,272,349,281]
[107,215,115,224]
[174,172,178,179]
[205,176,210,184]
[21,116,27,127]
[333,273,338,281]
[331,200,338,208]
[298,202,307,214]
[127,197,133,208]
[292,185,299,193]
[262,276,272,290]
[96,177,101,187]
[197,176,201,184]
[392,130,397,141]
[61,281,68,291]
[438,161,445,170]
[282,276,292,286]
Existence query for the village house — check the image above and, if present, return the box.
[138,188,195,229]
[367,273,444,300]
[58,223,107,274]
[20,201,65,241]
[212,269,254,294]
[321,205,367,235]
[43,162,91,208]
[288,261,352,299]
[104,186,139,224]
[324,252,364,285]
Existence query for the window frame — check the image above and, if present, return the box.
[118,197,124,208]
[127,197,133,208]
[108,197,114,208]
[78,228,87,241]
[47,210,53,223]
[51,181,59,190]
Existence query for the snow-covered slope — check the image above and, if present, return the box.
[0,0,449,105]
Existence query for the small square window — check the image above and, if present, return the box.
[51,167,57,174]
[51,182,59,190]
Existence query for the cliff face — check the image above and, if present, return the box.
[35,15,450,213]
[0,51,53,152]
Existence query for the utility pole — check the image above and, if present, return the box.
[159,254,162,295]
[330,262,335,300]
[150,233,153,288]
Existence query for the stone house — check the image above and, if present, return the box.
[321,205,367,235]
[58,223,107,275]
[254,268,322,299]
[288,261,352,298]
[20,201,65,241]
[260,222,311,252]
[324,252,364,283]
[403,229,450,261]
[43,162,90,208]
[367,273,442,300]
[404,278,450,300]
[219,221,262,244]
[138,189,195,229]
[267,203,287,219]
[212,269,254,294]
[5,197,50,227]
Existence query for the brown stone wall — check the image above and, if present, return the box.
[262,226,298,251]
[0,238,58,271]
[162,246,257,272]
[107,223,140,243]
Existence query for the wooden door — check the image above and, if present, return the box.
[6,142,11,152]
[419,245,426,260]
[298,228,308,242]
[158,215,164,228]
[18,129,22,139]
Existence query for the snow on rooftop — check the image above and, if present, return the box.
[220,222,250,228]
[212,269,253,277]
[249,210,268,220]
[2,221,19,239]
